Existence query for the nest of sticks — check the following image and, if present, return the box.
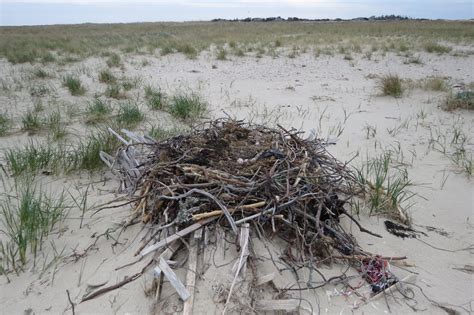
[103,119,386,262]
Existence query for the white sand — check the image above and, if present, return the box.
[0,49,473,314]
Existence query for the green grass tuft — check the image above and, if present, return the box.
[45,111,67,140]
[116,102,144,127]
[62,75,86,96]
[145,86,165,110]
[0,113,11,136]
[379,74,404,98]
[216,48,227,60]
[169,92,207,120]
[104,84,125,99]
[0,179,67,269]
[86,98,112,123]
[21,109,41,131]
[106,53,121,68]
[424,42,452,54]
[98,69,116,84]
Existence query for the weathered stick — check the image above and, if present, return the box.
[254,299,300,312]
[182,231,201,315]
[192,201,266,221]
[223,223,250,314]
[158,258,190,301]
[140,217,216,257]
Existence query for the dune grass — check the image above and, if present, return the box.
[62,75,85,96]
[355,151,414,224]
[169,92,207,120]
[424,41,452,54]
[45,111,67,140]
[116,102,144,127]
[21,109,41,131]
[106,53,122,68]
[1,21,472,64]
[0,177,67,270]
[5,141,66,176]
[86,98,112,123]
[98,69,116,84]
[145,86,165,110]
[379,74,404,97]
[0,113,11,136]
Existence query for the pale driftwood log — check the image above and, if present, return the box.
[141,217,216,257]
[254,299,300,312]
[223,223,250,314]
[158,257,190,301]
[153,241,181,301]
[182,231,201,315]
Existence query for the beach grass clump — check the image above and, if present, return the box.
[0,179,67,269]
[116,102,144,127]
[104,84,125,99]
[98,69,116,84]
[379,74,404,98]
[106,53,122,68]
[0,113,11,136]
[444,91,474,111]
[423,77,447,91]
[148,125,187,141]
[62,75,85,96]
[216,48,227,60]
[424,42,452,54]
[86,98,112,123]
[32,68,49,79]
[5,141,66,176]
[21,109,41,131]
[176,44,198,59]
[145,86,165,110]
[355,152,414,224]
[169,92,207,120]
[45,111,67,140]
[76,129,121,170]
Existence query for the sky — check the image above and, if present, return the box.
[0,0,472,26]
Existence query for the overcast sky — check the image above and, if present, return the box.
[1,0,472,26]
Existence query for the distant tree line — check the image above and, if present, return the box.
[211,15,427,22]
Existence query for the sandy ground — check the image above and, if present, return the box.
[0,49,473,314]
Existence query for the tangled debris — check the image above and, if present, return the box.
[92,119,408,312]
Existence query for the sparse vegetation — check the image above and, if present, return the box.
[0,113,11,136]
[145,86,165,110]
[86,98,112,123]
[423,77,447,91]
[106,53,122,68]
[148,125,186,141]
[98,69,116,83]
[116,102,144,127]
[45,111,67,140]
[32,68,49,79]
[169,92,207,120]
[105,84,125,99]
[444,91,474,110]
[355,152,414,224]
[21,109,41,131]
[424,42,452,54]
[62,75,85,96]
[0,178,67,269]
[379,74,404,97]
[216,48,227,60]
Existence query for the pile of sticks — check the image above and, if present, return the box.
[95,119,403,311]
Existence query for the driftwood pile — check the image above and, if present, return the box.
[94,119,405,312]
